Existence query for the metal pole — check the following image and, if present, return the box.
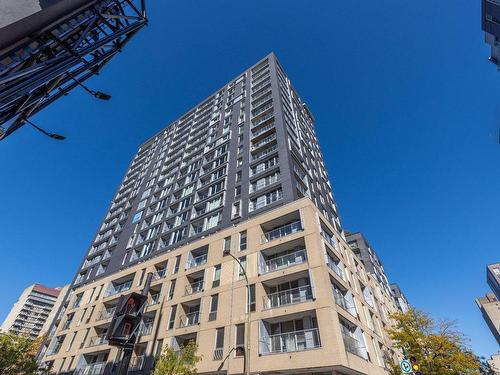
[117,348,133,375]
[227,253,251,375]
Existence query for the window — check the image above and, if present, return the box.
[137,199,147,210]
[209,294,218,321]
[168,305,177,330]
[173,255,181,273]
[247,284,256,312]
[235,185,241,197]
[238,256,247,280]
[213,264,221,287]
[232,201,241,219]
[239,231,247,251]
[72,293,83,308]
[168,279,176,300]
[235,324,245,357]
[236,171,242,183]
[132,211,143,223]
[215,327,224,355]
[223,236,231,254]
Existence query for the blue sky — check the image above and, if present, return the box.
[1,0,498,356]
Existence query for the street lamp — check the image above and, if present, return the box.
[68,74,111,101]
[23,118,66,140]
[224,251,251,375]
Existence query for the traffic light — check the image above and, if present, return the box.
[410,356,422,375]
[106,292,148,348]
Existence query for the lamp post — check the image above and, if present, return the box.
[225,251,251,375]
[23,118,66,140]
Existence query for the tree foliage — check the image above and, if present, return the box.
[385,308,483,375]
[152,341,202,375]
[0,332,48,375]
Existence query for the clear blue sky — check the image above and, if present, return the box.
[1,0,498,356]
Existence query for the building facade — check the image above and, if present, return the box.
[1,283,68,339]
[42,53,405,375]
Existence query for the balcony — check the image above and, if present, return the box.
[185,280,204,296]
[186,253,207,270]
[332,286,357,317]
[75,362,107,375]
[88,334,108,347]
[129,356,145,372]
[341,325,368,359]
[178,311,200,328]
[327,255,345,281]
[139,321,154,336]
[104,280,132,297]
[152,268,167,281]
[96,307,116,321]
[251,144,278,162]
[263,285,313,309]
[261,328,321,354]
[260,248,307,274]
[262,220,303,243]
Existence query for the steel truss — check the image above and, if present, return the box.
[0,0,147,140]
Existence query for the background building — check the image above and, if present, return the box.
[389,284,410,313]
[42,53,406,375]
[475,293,500,345]
[487,263,500,300]
[481,0,500,66]
[1,283,69,339]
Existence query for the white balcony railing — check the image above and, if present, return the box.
[261,328,321,354]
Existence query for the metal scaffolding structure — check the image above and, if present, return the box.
[0,0,147,140]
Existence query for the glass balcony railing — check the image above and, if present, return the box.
[75,362,107,375]
[262,221,302,242]
[341,329,368,359]
[96,307,116,321]
[263,285,313,309]
[261,328,321,354]
[178,311,200,327]
[186,254,208,270]
[129,356,145,372]
[139,322,153,336]
[184,280,204,296]
[104,280,132,297]
[152,268,167,280]
[327,259,345,281]
[260,249,307,274]
[333,288,357,317]
[88,334,108,347]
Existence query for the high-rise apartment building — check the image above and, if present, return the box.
[42,53,405,375]
[389,284,410,313]
[1,283,68,339]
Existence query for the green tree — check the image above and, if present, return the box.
[385,308,482,375]
[152,341,202,375]
[0,332,48,375]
